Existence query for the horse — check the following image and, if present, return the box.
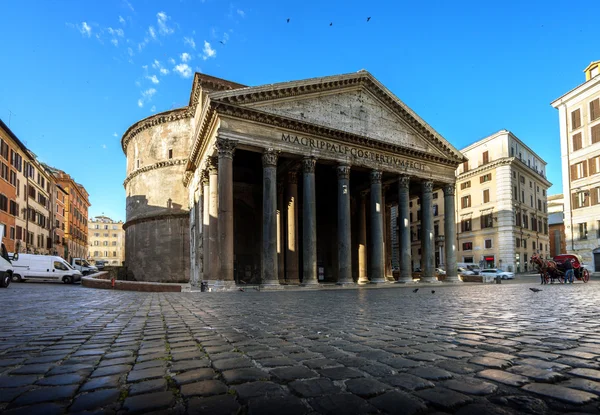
[530,254,561,284]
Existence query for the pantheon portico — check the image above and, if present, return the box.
[122,71,466,288]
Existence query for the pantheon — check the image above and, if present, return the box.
[122,71,466,289]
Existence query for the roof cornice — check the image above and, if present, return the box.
[551,75,600,107]
[121,107,192,153]
[456,156,552,187]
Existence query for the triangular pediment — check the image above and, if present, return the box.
[209,71,464,162]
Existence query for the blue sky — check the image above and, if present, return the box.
[0,0,598,222]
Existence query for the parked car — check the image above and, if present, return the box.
[435,268,446,275]
[70,258,98,275]
[458,267,474,276]
[95,260,108,270]
[481,268,515,280]
[0,225,14,288]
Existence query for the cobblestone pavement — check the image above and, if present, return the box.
[2,281,600,414]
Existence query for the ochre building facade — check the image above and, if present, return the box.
[122,71,466,287]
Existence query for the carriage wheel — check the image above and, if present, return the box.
[583,269,590,283]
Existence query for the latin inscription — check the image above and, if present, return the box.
[281,133,427,171]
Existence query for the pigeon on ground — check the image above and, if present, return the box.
[239,288,245,292]
[412,288,419,293]
[431,290,435,294]
[529,288,542,293]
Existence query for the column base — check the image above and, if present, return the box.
[336,280,356,286]
[420,276,441,284]
[357,276,369,284]
[260,282,285,290]
[284,279,301,285]
[395,277,415,284]
[444,275,462,283]
[205,280,237,292]
[370,278,388,284]
[301,279,319,287]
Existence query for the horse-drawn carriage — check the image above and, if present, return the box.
[530,253,591,284]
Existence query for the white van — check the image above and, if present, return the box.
[11,254,82,284]
[0,226,14,288]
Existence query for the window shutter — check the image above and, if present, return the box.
[583,161,588,177]
[591,99,600,121]
[592,124,600,144]
[593,188,600,205]
[571,109,581,129]
[572,193,579,209]
[573,133,582,151]
[571,164,577,179]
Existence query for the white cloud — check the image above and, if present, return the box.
[223,32,230,42]
[79,22,92,37]
[102,144,107,149]
[152,60,170,75]
[124,0,134,11]
[111,38,119,47]
[147,75,159,84]
[137,99,143,107]
[108,27,124,37]
[181,52,191,62]
[142,88,156,98]
[151,105,156,112]
[128,47,134,57]
[174,63,192,78]
[168,57,176,65]
[184,37,196,49]
[237,9,245,17]
[135,80,141,87]
[157,11,174,35]
[119,16,126,24]
[160,67,169,75]
[148,26,156,39]
[113,132,118,137]
[202,41,216,60]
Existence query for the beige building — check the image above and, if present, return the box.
[22,154,52,254]
[551,60,600,272]
[548,194,566,257]
[88,216,125,266]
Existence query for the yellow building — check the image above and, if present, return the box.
[88,216,125,266]
[551,60,600,272]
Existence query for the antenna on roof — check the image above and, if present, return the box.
[8,110,16,127]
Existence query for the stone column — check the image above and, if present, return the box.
[207,158,219,281]
[302,157,318,286]
[444,183,460,282]
[357,191,369,284]
[397,176,412,283]
[385,200,393,279]
[201,171,209,280]
[285,170,300,284]
[277,181,285,283]
[261,149,280,287]
[369,170,386,283]
[420,180,436,283]
[337,165,353,285]
[217,139,237,285]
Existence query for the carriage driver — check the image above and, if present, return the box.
[564,258,574,284]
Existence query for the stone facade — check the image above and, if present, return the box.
[551,60,600,272]
[548,194,566,257]
[123,71,466,285]
[88,216,125,266]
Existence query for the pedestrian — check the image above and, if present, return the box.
[563,258,574,284]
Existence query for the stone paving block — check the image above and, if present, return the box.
[232,381,286,402]
[437,350,473,359]
[336,357,371,368]
[369,390,428,415]
[0,359,25,367]
[556,357,600,369]
[79,375,121,392]
[136,352,167,362]
[442,377,498,395]
[171,360,211,372]
[469,356,512,369]
[181,380,228,397]
[561,350,598,360]
[517,350,560,361]
[345,378,391,398]
[455,403,518,415]
[247,395,309,415]
[0,375,39,388]
[245,350,282,359]
[569,368,600,381]
[69,388,120,412]
[91,364,132,378]
[287,378,341,398]
[308,393,378,414]
[379,357,422,369]
[128,378,168,396]
[517,358,571,370]
[361,363,395,377]
[522,383,598,405]
[212,358,253,371]
[208,352,242,361]
[104,350,134,360]
[509,365,567,383]
[271,366,319,382]
[47,364,93,376]
[289,352,322,361]
[477,369,529,386]
[2,402,66,415]
[133,360,166,371]
[318,366,364,380]
[561,378,600,395]
[35,373,85,386]
[9,364,54,375]
[98,357,136,367]
[187,395,241,415]
[302,358,339,370]
[123,391,174,413]
[0,386,31,403]
[203,345,233,354]
[172,368,216,385]
[23,355,65,364]
[408,366,453,381]
[414,386,473,410]
[382,373,434,391]
[435,360,480,374]
[256,357,297,368]
[127,366,166,382]
[13,384,78,406]
[171,351,204,361]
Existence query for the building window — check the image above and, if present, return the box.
[597,221,600,238]
[461,219,472,232]
[572,191,590,209]
[571,161,587,180]
[571,108,582,130]
[480,173,492,183]
[579,222,588,240]
[462,242,473,251]
[590,156,600,175]
[531,215,538,232]
[572,133,582,151]
[482,151,489,164]
[591,187,600,205]
[523,239,527,249]
[516,238,521,248]
[511,147,515,157]
[462,161,469,172]
[484,239,492,249]
[461,195,471,208]
[483,189,490,204]
[592,124,600,145]
[514,186,518,201]
[481,213,493,229]
[516,212,522,227]
[168,149,173,159]
[591,98,600,121]
[433,204,438,216]
[523,214,529,229]
[532,241,536,251]
[460,181,471,190]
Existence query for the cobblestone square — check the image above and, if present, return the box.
[2,280,600,414]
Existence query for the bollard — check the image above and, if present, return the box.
[495,275,501,284]
[200,281,207,292]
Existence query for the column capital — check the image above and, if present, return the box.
[337,164,351,180]
[398,175,410,189]
[370,170,382,184]
[216,138,237,159]
[443,183,456,197]
[200,169,209,186]
[262,148,280,167]
[422,180,434,193]
[288,170,299,184]
[207,156,218,174]
[303,157,316,173]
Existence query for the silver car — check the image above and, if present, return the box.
[481,268,515,280]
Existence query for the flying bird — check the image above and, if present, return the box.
[219,41,225,45]
[367,17,371,22]
[330,22,333,26]
[431,290,435,294]
[529,288,542,293]
[287,18,290,23]
[412,288,419,293]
